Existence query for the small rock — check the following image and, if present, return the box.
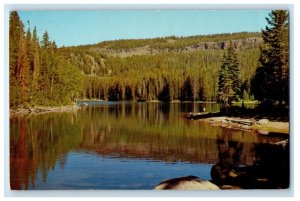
[258,130,269,135]
[258,119,269,125]
[240,125,251,130]
[274,139,289,148]
[220,185,241,190]
[256,178,268,182]
[221,120,228,124]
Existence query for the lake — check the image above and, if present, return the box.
[10,102,288,190]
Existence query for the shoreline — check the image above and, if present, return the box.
[191,115,289,135]
[10,105,81,117]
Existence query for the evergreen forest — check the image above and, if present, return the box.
[9,10,289,108]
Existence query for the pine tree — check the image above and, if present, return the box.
[251,10,289,104]
[32,27,41,95]
[217,42,241,107]
[24,25,34,102]
[40,31,51,101]
[49,41,58,99]
[18,22,31,106]
[9,11,23,107]
[9,11,22,78]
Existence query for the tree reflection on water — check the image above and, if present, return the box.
[211,129,289,189]
[10,103,289,189]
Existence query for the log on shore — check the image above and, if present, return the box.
[186,112,289,134]
[229,118,255,126]
[186,112,221,120]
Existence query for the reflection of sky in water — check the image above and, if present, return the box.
[32,152,213,190]
[11,102,286,190]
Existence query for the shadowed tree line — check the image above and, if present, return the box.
[65,42,260,102]
[216,10,289,111]
[251,10,289,105]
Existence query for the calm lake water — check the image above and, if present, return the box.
[10,102,288,190]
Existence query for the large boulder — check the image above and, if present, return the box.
[154,176,220,190]
[258,119,269,125]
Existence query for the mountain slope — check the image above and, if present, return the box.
[59,32,262,101]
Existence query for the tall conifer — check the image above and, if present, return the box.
[217,42,241,107]
[251,10,289,104]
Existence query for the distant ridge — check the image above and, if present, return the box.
[63,32,262,57]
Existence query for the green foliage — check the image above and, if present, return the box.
[251,10,289,104]
[217,42,241,107]
[10,11,263,105]
[9,11,83,107]
[64,45,259,102]
[62,31,262,102]
[9,11,22,107]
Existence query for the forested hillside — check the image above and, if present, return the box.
[10,11,264,106]
[61,32,262,102]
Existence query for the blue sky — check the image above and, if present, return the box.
[18,10,270,47]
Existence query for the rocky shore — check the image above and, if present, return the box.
[187,112,289,135]
[205,116,288,135]
[10,105,81,117]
